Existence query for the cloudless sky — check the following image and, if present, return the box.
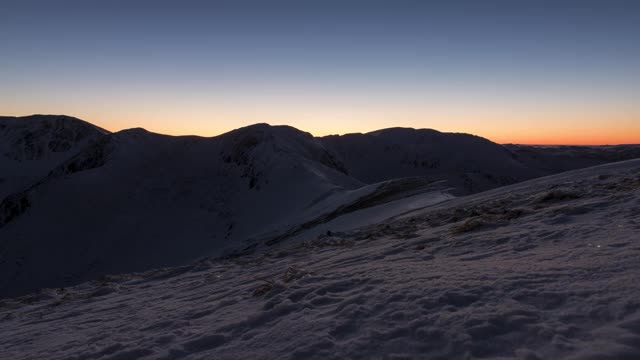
[1,0,639,144]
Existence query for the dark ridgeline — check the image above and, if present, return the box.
[1,115,639,297]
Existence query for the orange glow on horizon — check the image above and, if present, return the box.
[491,137,640,146]
[485,124,640,146]
[100,120,640,146]
[2,106,638,146]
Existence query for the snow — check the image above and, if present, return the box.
[1,114,639,305]
[0,123,362,297]
[319,127,537,194]
[0,115,107,200]
[1,159,639,359]
[282,188,453,245]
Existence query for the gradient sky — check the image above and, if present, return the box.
[1,0,639,144]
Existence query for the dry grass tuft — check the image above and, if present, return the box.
[252,280,274,297]
[537,189,580,203]
[451,217,486,234]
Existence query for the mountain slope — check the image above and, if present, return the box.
[1,159,638,360]
[320,128,539,194]
[0,115,108,200]
[506,144,640,173]
[0,122,366,297]
[1,115,639,298]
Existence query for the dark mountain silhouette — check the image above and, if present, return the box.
[1,115,638,297]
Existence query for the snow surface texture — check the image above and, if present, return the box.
[1,159,639,359]
[1,115,640,298]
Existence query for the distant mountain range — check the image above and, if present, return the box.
[1,115,639,297]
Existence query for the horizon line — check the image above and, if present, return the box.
[4,113,640,147]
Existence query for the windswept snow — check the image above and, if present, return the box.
[1,159,639,359]
[281,188,453,246]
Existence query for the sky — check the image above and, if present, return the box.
[1,0,639,145]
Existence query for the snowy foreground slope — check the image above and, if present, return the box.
[1,159,639,360]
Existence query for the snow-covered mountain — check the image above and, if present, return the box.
[0,120,364,297]
[320,129,640,195]
[1,115,639,297]
[2,159,639,360]
[505,144,640,173]
[0,115,108,200]
[320,128,538,194]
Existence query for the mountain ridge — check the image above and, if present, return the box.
[1,114,639,297]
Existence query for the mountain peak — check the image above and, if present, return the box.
[229,123,313,138]
[0,114,109,134]
[367,127,441,136]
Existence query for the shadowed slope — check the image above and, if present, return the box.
[1,116,639,297]
[0,115,108,199]
[320,127,537,194]
[0,122,360,297]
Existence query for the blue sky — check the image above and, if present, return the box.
[1,0,639,144]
